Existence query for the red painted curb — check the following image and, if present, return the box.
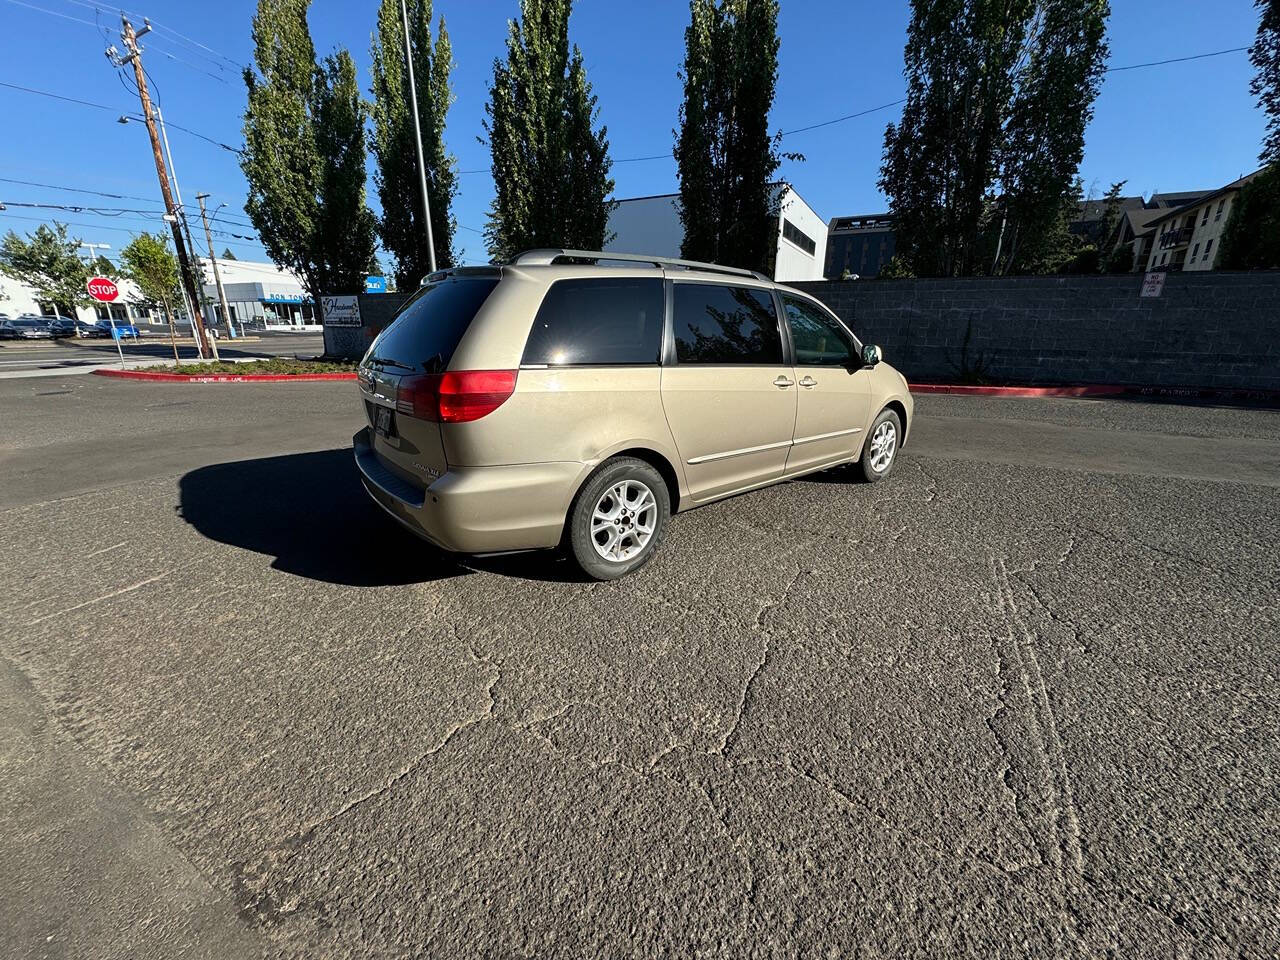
[907,383,1125,398]
[92,368,357,383]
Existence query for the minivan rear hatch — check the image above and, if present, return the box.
[358,272,500,492]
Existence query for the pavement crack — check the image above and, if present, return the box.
[720,568,805,757]
[26,570,174,625]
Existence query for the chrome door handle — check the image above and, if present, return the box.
[798,376,817,388]
[773,375,795,388]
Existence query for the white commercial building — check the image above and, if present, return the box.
[605,183,828,282]
[195,257,317,330]
[0,272,162,326]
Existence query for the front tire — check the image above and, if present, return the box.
[857,408,902,483]
[567,457,670,581]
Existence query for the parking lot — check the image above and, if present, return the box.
[1,376,1277,958]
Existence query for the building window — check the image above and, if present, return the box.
[1204,238,1214,262]
[1215,199,1226,222]
[1201,207,1209,226]
[1191,243,1200,262]
[781,218,816,256]
[1160,252,1168,265]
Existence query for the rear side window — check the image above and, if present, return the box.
[522,277,664,365]
[672,283,783,364]
[366,277,498,373]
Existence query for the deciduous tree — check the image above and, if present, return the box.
[1218,167,1280,269]
[881,0,1110,277]
[242,0,376,318]
[120,232,180,320]
[483,0,613,262]
[1252,0,1280,166]
[371,0,457,286]
[0,222,89,316]
[674,0,787,275]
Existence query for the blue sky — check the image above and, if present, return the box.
[0,0,1267,269]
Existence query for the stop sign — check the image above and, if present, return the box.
[86,277,119,302]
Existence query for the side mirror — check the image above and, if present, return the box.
[861,344,882,367]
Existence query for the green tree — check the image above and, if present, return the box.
[1252,0,1280,165]
[221,247,238,260]
[994,0,1110,274]
[882,0,1110,277]
[1218,166,1280,269]
[242,0,376,318]
[119,232,180,320]
[370,0,457,287]
[0,222,90,316]
[483,0,614,262]
[674,0,787,275]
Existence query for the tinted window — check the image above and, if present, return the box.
[672,284,782,365]
[366,277,498,373]
[522,277,663,365]
[783,296,854,366]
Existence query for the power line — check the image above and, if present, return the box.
[0,177,163,205]
[0,79,120,112]
[2,0,96,28]
[1106,46,1249,72]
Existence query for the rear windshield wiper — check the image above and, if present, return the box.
[369,355,414,371]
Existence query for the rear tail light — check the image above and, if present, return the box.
[396,369,517,423]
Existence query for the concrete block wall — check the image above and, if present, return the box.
[793,272,1280,391]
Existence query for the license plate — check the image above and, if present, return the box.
[374,405,395,437]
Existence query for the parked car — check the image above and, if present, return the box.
[75,320,108,338]
[95,320,139,339]
[47,317,79,338]
[354,249,913,580]
[0,317,55,339]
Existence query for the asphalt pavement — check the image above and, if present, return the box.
[0,378,1276,958]
[0,332,326,377]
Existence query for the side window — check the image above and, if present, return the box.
[672,283,783,365]
[522,277,664,365]
[783,296,855,366]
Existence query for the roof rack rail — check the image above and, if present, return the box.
[509,248,771,282]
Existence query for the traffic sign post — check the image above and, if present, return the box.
[87,277,126,368]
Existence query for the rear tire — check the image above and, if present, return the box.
[856,408,902,483]
[567,457,670,581]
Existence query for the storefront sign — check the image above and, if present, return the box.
[321,295,362,327]
[365,275,388,294]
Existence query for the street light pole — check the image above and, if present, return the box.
[195,194,235,339]
[400,0,436,274]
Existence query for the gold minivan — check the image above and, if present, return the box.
[354,250,913,579]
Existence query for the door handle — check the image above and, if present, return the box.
[798,376,817,388]
[773,375,795,388]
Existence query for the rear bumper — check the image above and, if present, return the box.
[353,427,580,553]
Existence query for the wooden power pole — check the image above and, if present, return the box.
[195,194,234,336]
[113,15,213,360]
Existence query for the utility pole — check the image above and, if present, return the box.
[110,14,213,360]
[400,0,436,273]
[195,194,234,338]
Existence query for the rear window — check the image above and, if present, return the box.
[366,277,498,373]
[672,283,783,365]
[522,277,664,366]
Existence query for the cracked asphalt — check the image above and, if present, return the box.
[1,376,1277,958]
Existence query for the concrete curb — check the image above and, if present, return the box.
[92,368,356,383]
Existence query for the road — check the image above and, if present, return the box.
[1,378,1277,958]
[0,332,325,376]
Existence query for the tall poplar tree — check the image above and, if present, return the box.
[994,0,1110,274]
[674,0,785,275]
[242,0,376,316]
[483,0,614,262]
[1252,0,1280,166]
[881,0,1110,277]
[370,0,457,286]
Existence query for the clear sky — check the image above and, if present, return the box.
[0,0,1267,270]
